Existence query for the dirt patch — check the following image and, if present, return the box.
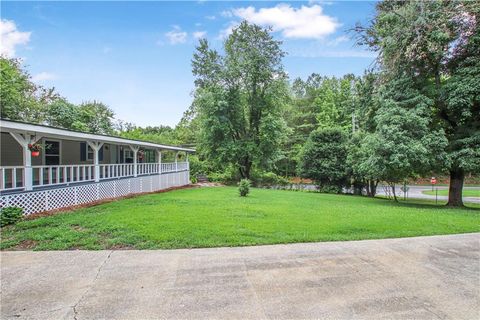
[107,243,136,250]
[289,177,313,184]
[194,182,224,187]
[13,240,38,250]
[71,225,88,232]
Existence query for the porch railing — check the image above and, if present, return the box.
[0,162,189,192]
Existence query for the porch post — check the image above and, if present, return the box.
[129,145,139,177]
[186,152,189,171]
[87,141,104,182]
[157,150,162,174]
[175,151,179,172]
[10,133,43,191]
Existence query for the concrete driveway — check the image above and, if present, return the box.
[1,233,479,320]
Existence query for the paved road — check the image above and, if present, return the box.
[377,185,480,204]
[1,234,479,320]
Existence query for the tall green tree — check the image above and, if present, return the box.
[356,0,480,206]
[192,22,289,179]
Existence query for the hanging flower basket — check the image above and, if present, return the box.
[28,143,43,157]
[138,150,145,160]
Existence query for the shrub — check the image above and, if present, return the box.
[238,179,251,197]
[319,185,343,194]
[0,207,24,227]
[207,168,239,185]
[251,171,289,188]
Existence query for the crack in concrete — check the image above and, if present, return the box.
[72,251,113,320]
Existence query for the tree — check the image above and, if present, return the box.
[192,22,289,179]
[1,57,116,135]
[0,57,57,122]
[356,0,480,206]
[75,101,115,134]
[299,128,349,193]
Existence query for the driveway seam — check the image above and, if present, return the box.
[243,259,269,320]
[71,250,113,320]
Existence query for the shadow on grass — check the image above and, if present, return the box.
[373,196,480,212]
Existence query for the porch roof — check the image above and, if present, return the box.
[0,119,195,153]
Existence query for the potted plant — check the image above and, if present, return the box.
[138,149,145,160]
[28,143,43,157]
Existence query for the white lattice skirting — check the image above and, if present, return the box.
[0,171,190,215]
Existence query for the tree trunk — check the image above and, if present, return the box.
[390,183,398,202]
[367,180,378,197]
[244,160,252,180]
[447,168,465,207]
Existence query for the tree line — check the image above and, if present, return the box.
[188,1,479,207]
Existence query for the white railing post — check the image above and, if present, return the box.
[175,152,178,172]
[23,146,32,190]
[87,141,104,183]
[157,150,162,174]
[130,145,139,177]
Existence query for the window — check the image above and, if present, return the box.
[86,145,94,160]
[124,150,134,163]
[144,150,155,163]
[44,140,60,165]
[80,142,103,162]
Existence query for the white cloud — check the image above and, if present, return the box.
[0,19,31,57]
[205,15,216,20]
[165,25,187,44]
[221,10,233,18]
[31,72,57,82]
[326,35,349,46]
[228,4,339,39]
[193,31,207,39]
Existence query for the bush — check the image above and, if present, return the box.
[238,179,251,197]
[0,207,23,227]
[318,185,343,194]
[251,171,289,188]
[207,167,239,185]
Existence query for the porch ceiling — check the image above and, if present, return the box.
[0,119,195,152]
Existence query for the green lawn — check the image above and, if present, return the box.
[422,189,480,197]
[1,187,479,250]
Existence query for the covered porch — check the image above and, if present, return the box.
[0,120,194,213]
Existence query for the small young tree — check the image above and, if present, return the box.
[300,128,349,193]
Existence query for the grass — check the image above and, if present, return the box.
[1,187,479,250]
[422,189,479,197]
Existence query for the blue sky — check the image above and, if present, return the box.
[1,1,377,127]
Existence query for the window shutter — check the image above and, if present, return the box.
[119,148,124,164]
[80,142,86,161]
[99,146,104,162]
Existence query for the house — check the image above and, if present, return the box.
[0,119,194,215]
